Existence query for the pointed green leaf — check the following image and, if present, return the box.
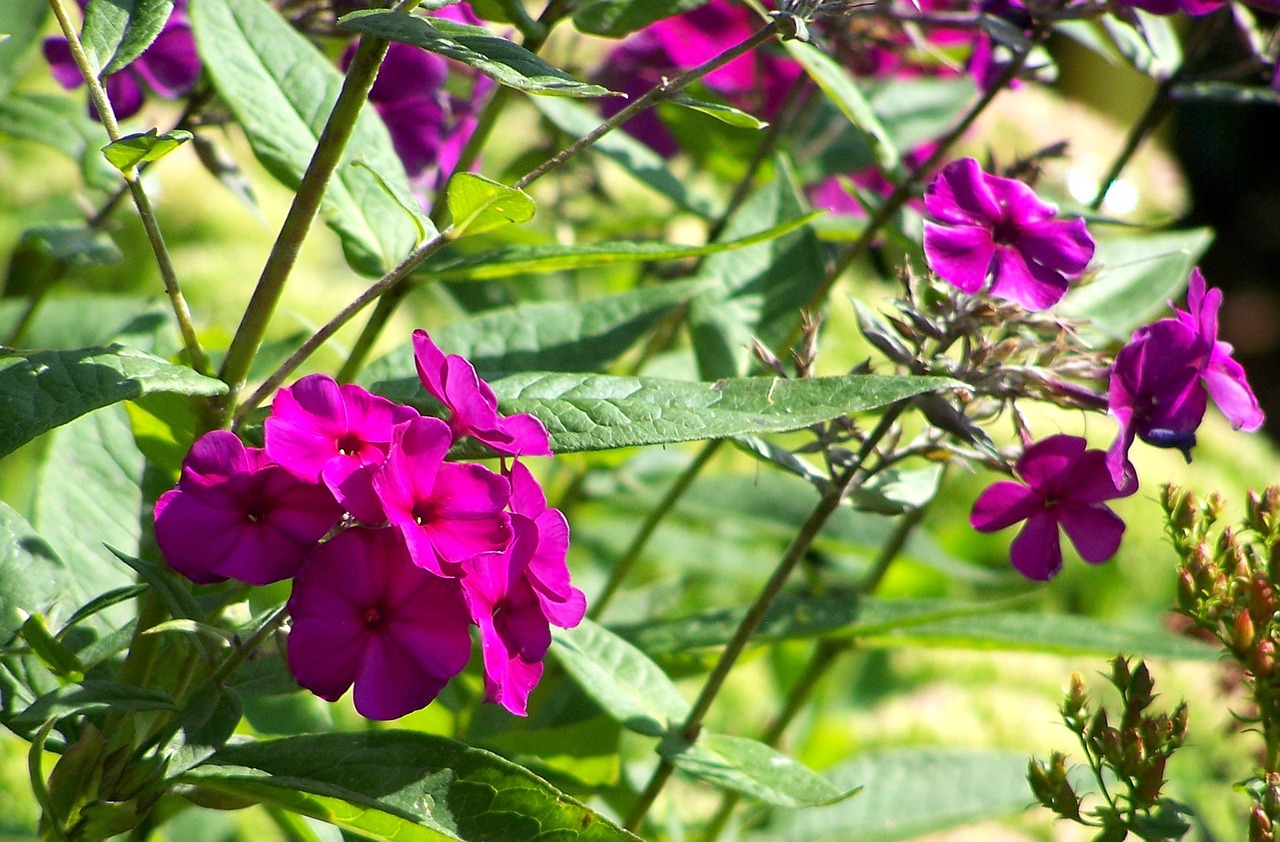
[786,40,900,172]
[1101,10,1181,80]
[421,214,820,281]
[363,281,704,384]
[0,93,119,191]
[19,223,122,267]
[445,173,536,238]
[0,344,226,459]
[533,97,721,216]
[374,371,958,454]
[688,156,824,378]
[1060,227,1213,342]
[339,10,613,98]
[551,619,689,737]
[12,680,176,727]
[0,502,97,640]
[190,0,434,275]
[102,128,192,171]
[670,97,769,129]
[82,0,175,77]
[759,749,1040,841]
[661,732,850,807]
[572,0,712,37]
[181,732,642,842]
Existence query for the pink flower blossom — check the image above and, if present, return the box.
[970,434,1135,581]
[413,329,551,456]
[287,527,472,720]
[923,158,1094,310]
[508,462,586,629]
[154,431,343,585]
[373,416,513,576]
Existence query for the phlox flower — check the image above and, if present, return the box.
[373,416,513,576]
[413,329,551,456]
[508,462,586,629]
[460,516,553,716]
[154,431,343,585]
[923,158,1094,310]
[44,0,200,121]
[287,527,472,721]
[970,434,1135,581]
[265,374,417,523]
[1106,269,1263,485]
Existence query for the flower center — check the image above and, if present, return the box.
[363,607,383,628]
[243,498,268,524]
[336,433,363,457]
[991,214,1019,247]
[412,503,432,527]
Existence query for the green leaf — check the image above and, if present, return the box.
[102,128,192,171]
[861,611,1219,660]
[444,173,536,237]
[0,502,93,641]
[28,408,144,629]
[107,548,206,623]
[551,619,689,737]
[661,732,850,807]
[374,371,958,454]
[0,344,226,460]
[19,223,122,267]
[420,214,819,281]
[687,156,825,378]
[532,97,720,216]
[339,10,612,98]
[182,731,642,842]
[1101,10,1181,80]
[17,613,84,679]
[12,680,176,727]
[0,93,118,191]
[1169,81,1280,106]
[363,281,704,384]
[867,77,977,152]
[1060,227,1213,343]
[758,749,1040,841]
[0,0,48,97]
[0,296,158,348]
[670,97,769,129]
[786,40,900,172]
[190,0,434,275]
[572,0,712,37]
[81,0,175,78]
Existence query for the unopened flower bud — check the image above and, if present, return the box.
[1110,655,1132,692]
[1254,639,1277,678]
[1177,568,1198,614]
[1235,611,1258,655]
[1129,661,1154,710]
[1251,806,1273,842]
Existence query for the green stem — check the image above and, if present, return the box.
[48,0,207,375]
[624,402,910,831]
[589,439,724,621]
[213,34,392,427]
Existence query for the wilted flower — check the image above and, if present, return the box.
[923,158,1094,310]
[413,329,551,456]
[154,431,343,585]
[971,434,1135,580]
[44,0,200,121]
[287,527,473,720]
[1107,269,1264,484]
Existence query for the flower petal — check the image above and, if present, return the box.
[970,481,1042,532]
[1008,510,1064,581]
[988,245,1070,310]
[923,222,994,294]
[1058,504,1126,564]
[1204,351,1265,432]
[924,158,1002,225]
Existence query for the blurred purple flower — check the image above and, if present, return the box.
[461,515,552,716]
[265,374,418,523]
[413,329,551,456]
[374,416,513,576]
[1107,269,1264,484]
[154,431,343,585]
[44,0,200,121]
[923,157,1094,310]
[971,434,1135,581]
[287,527,472,720]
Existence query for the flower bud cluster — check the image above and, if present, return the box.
[154,330,584,720]
[1031,657,1190,839]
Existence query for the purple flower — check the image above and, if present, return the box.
[154,431,343,585]
[923,158,1095,310]
[373,416,513,576]
[1107,269,1264,484]
[287,527,473,720]
[413,329,551,456]
[461,516,552,716]
[970,434,1135,581]
[508,462,586,628]
[265,374,417,523]
[44,0,200,121]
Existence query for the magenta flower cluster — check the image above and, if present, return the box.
[155,331,583,719]
[919,160,1263,581]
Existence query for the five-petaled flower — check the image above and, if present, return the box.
[1107,268,1264,485]
[970,434,1136,581]
[923,158,1095,310]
